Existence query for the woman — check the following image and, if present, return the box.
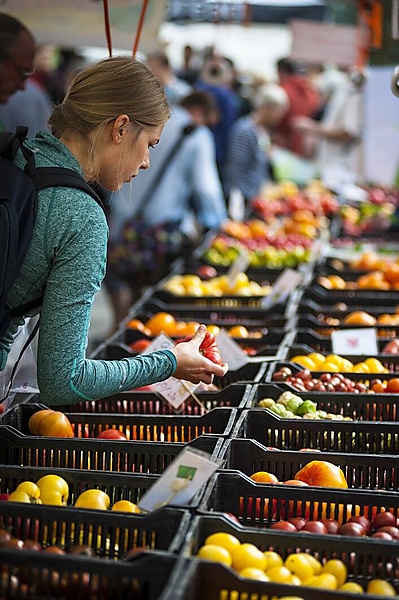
[0,56,228,406]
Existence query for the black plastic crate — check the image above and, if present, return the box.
[290,329,397,354]
[250,382,399,422]
[0,468,190,556]
[295,316,399,337]
[159,557,396,600]
[305,282,399,303]
[285,346,399,373]
[0,403,237,441]
[299,296,399,313]
[233,407,399,453]
[267,359,399,384]
[141,296,291,324]
[93,337,285,361]
[0,548,181,600]
[199,470,399,529]
[158,514,399,600]
[0,426,224,474]
[52,384,253,416]
[219,438,399,490]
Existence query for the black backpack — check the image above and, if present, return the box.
[0,126,105,339]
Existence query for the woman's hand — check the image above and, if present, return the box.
[171,325,228,385]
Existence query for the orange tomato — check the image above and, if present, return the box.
[179,321,201,336]
[229,325,249,338]
[294,460,348,489]
[145,312,177,336]
[250,471,279,484]
[384,263,399,284]
[28,409,74,438]
[126,319,151,336]
[343,311,376,326]
[385,378,399,393]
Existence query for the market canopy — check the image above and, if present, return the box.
[166,1,329,24]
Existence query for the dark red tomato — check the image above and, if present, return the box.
[97,430,127,440]
[176,331,224,366]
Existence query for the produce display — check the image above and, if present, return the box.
[3,183,399,600]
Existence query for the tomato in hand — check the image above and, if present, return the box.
[176,331,224,365]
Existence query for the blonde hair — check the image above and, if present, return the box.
[48,55,170,182]
[254,84,289,111]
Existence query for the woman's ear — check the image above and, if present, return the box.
[112,114,130,143]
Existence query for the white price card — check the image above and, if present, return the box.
[143,333,200,409]
[227,246,250,289]
[261,268,302,309]
[228,187,245,222]
[216,329,249,371]
[138,446,223,511]
[331,328,378,356]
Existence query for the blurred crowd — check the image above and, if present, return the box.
[0,20,366,329]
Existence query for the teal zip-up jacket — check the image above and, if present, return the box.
[0,130,177,405]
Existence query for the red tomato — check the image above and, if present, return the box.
[97,430,127,440]
[129,339,151,353]
[176,331,224,365]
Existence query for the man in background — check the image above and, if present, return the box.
[0,13,35,117]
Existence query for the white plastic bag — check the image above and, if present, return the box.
[0,315,39,409]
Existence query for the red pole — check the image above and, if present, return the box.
[103,0,113,57]
[133,0,150,57]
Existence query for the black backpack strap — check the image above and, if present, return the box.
[0,126,36,175]
[32,167,105,210]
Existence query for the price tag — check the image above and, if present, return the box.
[261,268,302,309]
[143,334,200,409]
[228,187,245,221]
[227,247,250,289]
[138,446,222,511]
[331,328,378,355]
[216,329,249,371]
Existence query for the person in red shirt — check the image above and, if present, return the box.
[273,57,321,158]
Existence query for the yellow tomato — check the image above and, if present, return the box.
[339,582,363,594]
[297,553,321,575]
[231,543,267,572]
[204,532,241,556]
[266,566,293,583]
[291,356,316,370]
[284,554,315,582]
[263,551,283,570]
[74,489,110,510]
[321,559,347,587]
[206,325,221,336]
[366,579,397,596]
[111,500,140,513]
[36,474,69,505]
[303,573,338,590]
[307,353,326,368]
[239,567,270,581]
[197,544,232,566]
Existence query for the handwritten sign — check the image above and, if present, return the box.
[261,268,302,309]
[227,246,250,289]
[331,328,378,356]
[138,446,222,511]
[290,19,357,68]
[143,334,200,409]
[216,329,249,371]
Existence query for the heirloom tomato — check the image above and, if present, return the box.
[176,331,224,366]
[28,409,73,437]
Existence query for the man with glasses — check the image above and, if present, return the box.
[0,13,35,113]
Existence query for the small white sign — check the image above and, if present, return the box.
[261,268,302,309]
[227,246,250,289]
[331,328,379,356]
[143,333,200,409]
[138,446,222,511]
[216,329,249,371]
[290,19,357,68]
[228,187,245,222]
